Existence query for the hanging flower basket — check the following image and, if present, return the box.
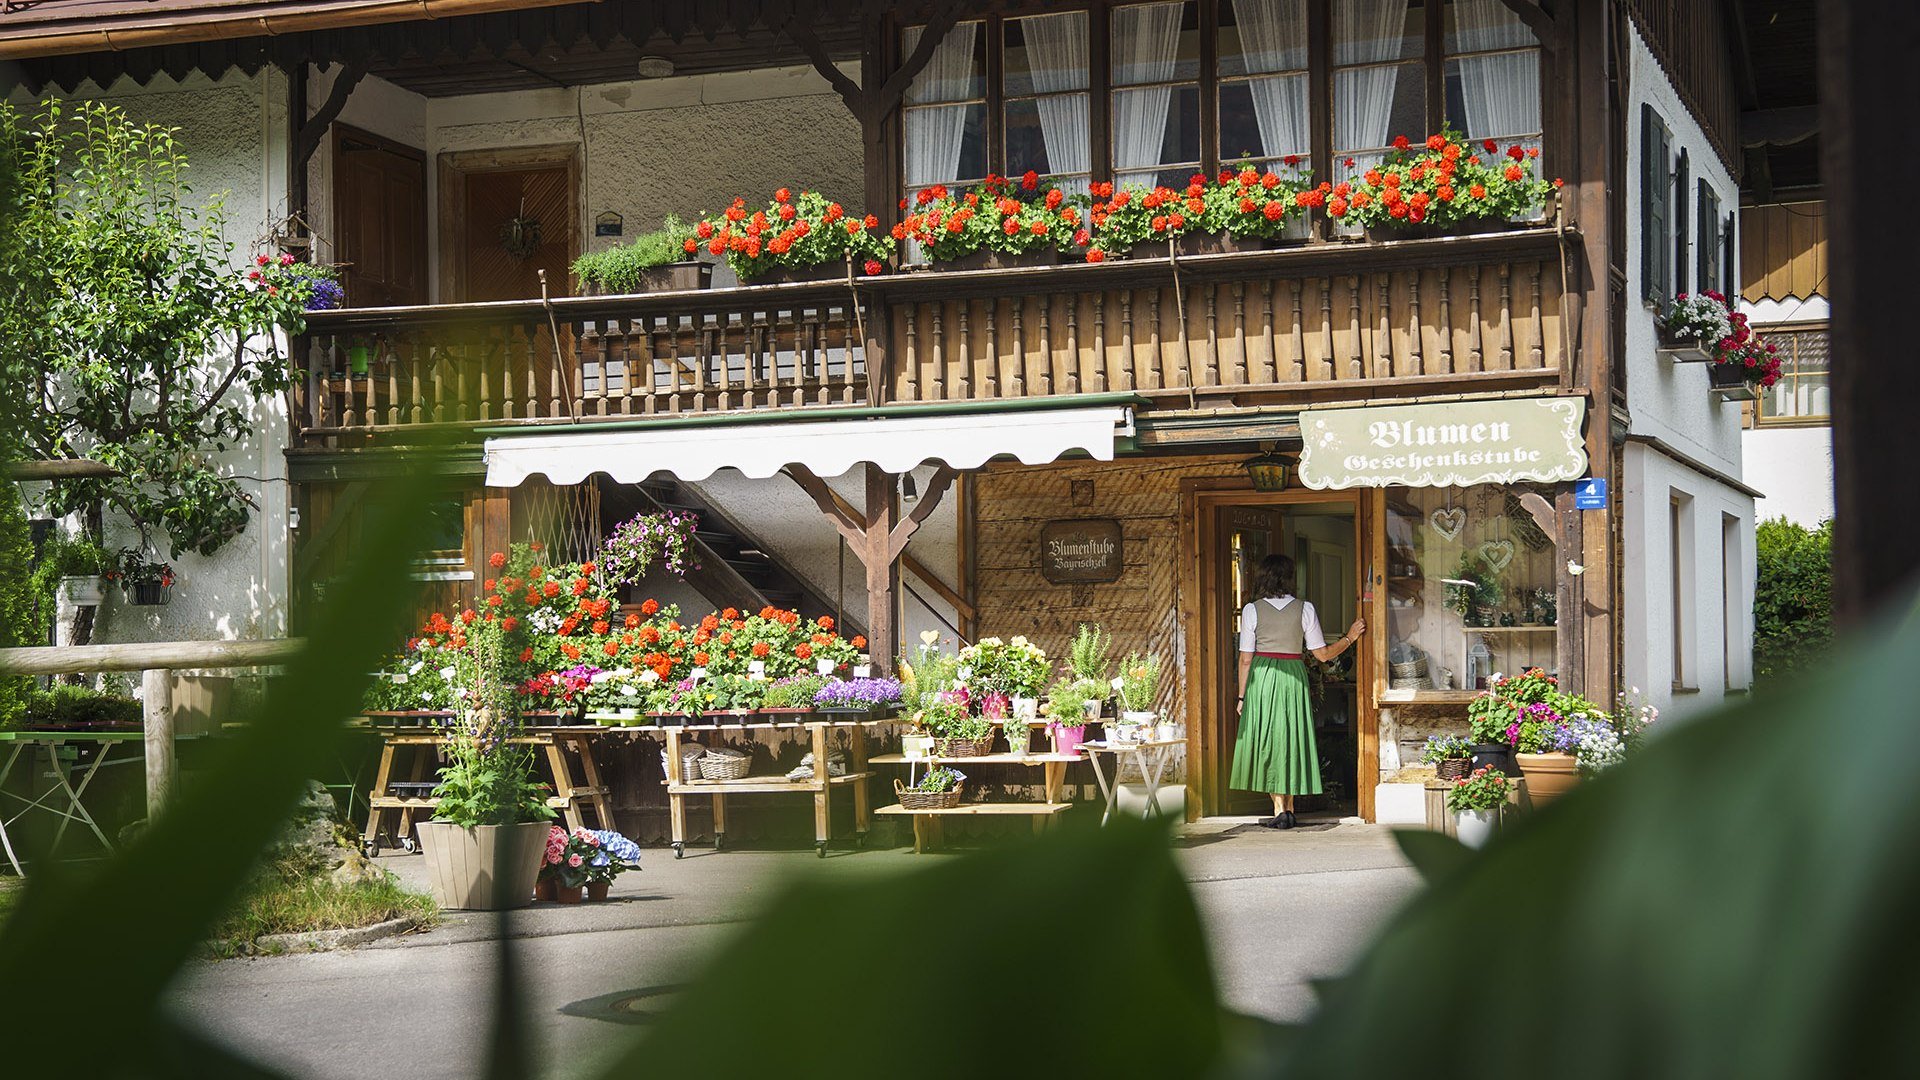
[128,579,170,606]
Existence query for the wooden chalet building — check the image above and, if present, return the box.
[1,0,1764,824]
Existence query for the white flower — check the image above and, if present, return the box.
[439,666,458,682]
[620,685,639,697]
[638,670,660,684]
[1010,635,1029,647]
[979,636,1003,647]
[590,670,613,684]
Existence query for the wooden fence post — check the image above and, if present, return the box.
[142,668,173,819]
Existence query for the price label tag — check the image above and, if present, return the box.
[903,734,934,761]
[748,660,766,677]
[689,667,707,682]
[853,664,872,678]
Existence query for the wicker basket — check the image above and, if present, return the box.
[1390,677,1430,691]
[1436,758,1471,782]
[1389,657,1429,680]
[933,735,996,758]
[894,777,963,810]
[698,749,752,781]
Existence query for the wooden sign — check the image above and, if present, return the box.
[1040,519,1124,584]
[1297,397,1587,490]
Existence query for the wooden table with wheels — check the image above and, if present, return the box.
[358,724,613,856]
[660,718,878,859]
[1079,738,1184,826]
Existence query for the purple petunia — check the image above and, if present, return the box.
[305,276,345,311]
[813,677,903,709]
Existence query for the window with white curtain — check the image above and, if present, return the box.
[1332,0,1426,180]
[1218,0,1310,168]
[903,21,988,199]
[1111,1,1202,189]
[1443,0,1543,163]
[1006,11,1092,194]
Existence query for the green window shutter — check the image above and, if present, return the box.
[1673,149,1690,295]
[1697,182,1721,296]
[1722,210,1738,297]
[1641,104,1671,304]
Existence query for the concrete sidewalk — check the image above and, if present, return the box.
[174,820,1420,1079]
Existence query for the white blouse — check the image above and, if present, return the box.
[1238,595,1328,654]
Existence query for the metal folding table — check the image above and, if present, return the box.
[0,730,146,876]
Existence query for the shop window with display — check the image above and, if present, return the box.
[1384,484,1558,695]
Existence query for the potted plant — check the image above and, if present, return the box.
[1657,291,1732,362]
[1513,692,1623,805]
[692,188,893,283]
[1420,733,1474,781]
[957,635,1049,720]
[921,698,994,758]
[572,215,710,294]
[108,548,173,605]
[1445,765,1511,849]
[582,828,641,900]
[1708,324,1780,403]
[1044,676,1093,759]
[1116,652,1166,735]
[761,673,825,717]
[1335,129,1560,239]
[416,621,556,911]
[898,172,1076,270]
[894,765,966,810]
[1444,551,1505,627]
[1189,159,1320,253]
[37,532,111,608]
[1067,622,1113,722]
[898,630,961,711]
[811,676,903,718]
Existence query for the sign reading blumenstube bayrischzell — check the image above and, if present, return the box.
[1297,398,1587,490]
[1040,519,1124,584]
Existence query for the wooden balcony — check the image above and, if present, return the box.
[296,228,1569,443]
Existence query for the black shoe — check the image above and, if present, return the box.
[1277,811,1296,830]
[1259,816,1285,829]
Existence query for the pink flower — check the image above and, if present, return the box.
[567,854,584,868]
[546,852,562,865]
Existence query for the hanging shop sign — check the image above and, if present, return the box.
[1296,397,1587,490]
[1040,519,1124,584]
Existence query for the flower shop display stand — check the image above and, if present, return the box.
[874,800,1074,854]
[870,752,1080,805]
[359,724,612,857]
[1422,775,1529,837]
[661,719,877,859]
[1080,738,1185,826]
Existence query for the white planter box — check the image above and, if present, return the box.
[57,575,106,607]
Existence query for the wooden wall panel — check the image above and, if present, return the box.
[1740,202,1827,303]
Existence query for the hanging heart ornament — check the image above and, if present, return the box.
[1478,539,1516,573]
[1429,507,1466,541]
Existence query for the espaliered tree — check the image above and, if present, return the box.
[0,99,317,560]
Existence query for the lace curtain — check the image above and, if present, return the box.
[1232,0,1310,160]
[904,22,981,188]
[1022,11,1091,194]
[1332,0,1410,174]
[1451,0,1541,144]
[1112,2,1186,179]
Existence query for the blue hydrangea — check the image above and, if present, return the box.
[590,829,643,868]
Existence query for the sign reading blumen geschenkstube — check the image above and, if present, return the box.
[1296,397,1587,490]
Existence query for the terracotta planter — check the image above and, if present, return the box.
[553,883,584,904]
[587,880,610,901]
[937,247,1060,271]
[416,821,549,911]
[1515,752,1580,805]
[534,876,557,901]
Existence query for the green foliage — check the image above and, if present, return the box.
[0,100,318,558]
[1444,550,1505,619]
[205,872,436,959]
[1045,674,1094,728]
[431,619,554,828]
[1754,516,1833,682]
[1068,621,1113,683]
[570,216,695,291]
[762,673,824,710]
[1117,651,1164,712]
[19,683,140,728]
[898,636,960,709]
[1443,765,1511,812]
[905,766,966,794]
[0,485,41,723]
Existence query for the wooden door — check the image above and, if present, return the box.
[440,146,579,302]
[332,125,427,307]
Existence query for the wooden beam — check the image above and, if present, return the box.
[861,462,901,672]
[886,463,956,563]
[1496,0,1559,53]
[4,459,119,481]
[143,668,174,818]
[783,465,867,551]
[0,638,306,676]
[292,61,363,175]
[903,552,973,622]
[1517,491,1557,540]
[1740,106,1820,148]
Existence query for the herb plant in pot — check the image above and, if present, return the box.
[1445,765,1511,849]
[923,698,994,758]
[417,621,556,911]
[39,532,111,608]
[1045,676,1093,759]
[1116,652,1169,738]
[571,216,709,294]
[894,766,966,810]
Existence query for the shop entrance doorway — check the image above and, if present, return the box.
[1188,488,1373,820]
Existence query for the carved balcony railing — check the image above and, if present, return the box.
[297,228,1570,443]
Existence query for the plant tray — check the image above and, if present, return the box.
[814,705,892,719]
[1708,364,1761,401]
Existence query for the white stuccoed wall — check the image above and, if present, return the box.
[1738,296,1834,527]
[1617,25,1754,720]
[9,69,296,647]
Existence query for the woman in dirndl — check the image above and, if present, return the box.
[1230,554,1365,829]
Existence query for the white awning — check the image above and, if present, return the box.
[482,404,1134,487]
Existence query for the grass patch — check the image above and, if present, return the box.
[207,873,438,959]
[0,875,21,919]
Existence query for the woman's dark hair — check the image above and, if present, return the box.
[1250,554,1296,599]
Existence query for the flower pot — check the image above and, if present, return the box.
[1708,362,1760,402]
[1514,751,1580,805]
[1051,723,1089,759]
[553,884,584,904]
[1656,325,1715,363]
[1364,216,1512,243]
[1011,696,1039,721]
[587,880,611,901]
[1454,808,1497,849]
[416,821,549,911]
[1469,743,1515,777]
[1122,710,1158,727]
[534,877,557,901]
[1435,758,1471,782]
[980,693,1011,720]
[637,261,712,293]
[1004,723,1028,756]
[345,343,373,376]
[744,259,850,285]
[57,575,107,608]
[1155,722,1183,743]
[938,247,1060,271]
[127,579,170,606]
[1108,723,1140,746]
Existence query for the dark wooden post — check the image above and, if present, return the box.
[862,463,902,670]
[1820,0,1920,623]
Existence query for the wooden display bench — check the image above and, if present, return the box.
[873,722,1080,853]
[357,724,612,857]
[662,720,877,859]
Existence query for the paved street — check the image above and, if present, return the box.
[171,820,1418,1079]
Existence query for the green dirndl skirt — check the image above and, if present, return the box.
[1229,656,1322,796]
